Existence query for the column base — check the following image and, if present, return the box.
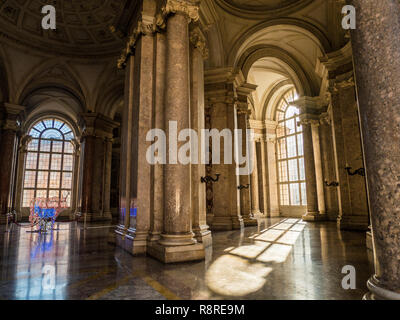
[193,225,212,248]
[269,209,281,218]
[242,217,258,227]
[363,276,400,300]
[147,242,205,264]
[337,215,369,231]
[147,231,162,242]
[302,212,328,222]
[114,229,147,255]
[210,216,233,231]
[232,216,244,230]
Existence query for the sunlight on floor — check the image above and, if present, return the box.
[205,219,306,297]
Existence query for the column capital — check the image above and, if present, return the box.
[117,14,159,69]
[292,96,327,116]
[161,0,200,22]
[190,26,209,59]
[2,103,25,131]
[81,113,119,140]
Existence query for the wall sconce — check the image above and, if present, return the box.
[324,181,339,187]
[201,174,220,184]
[345,167,365,177]
[238,184,250,190]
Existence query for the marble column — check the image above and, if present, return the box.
[321,42,368,230]
[148,1,205,263]
[319,112,339,220]
[301,120,319,219]
[116,12,157,255]
[265,121,280,217]
[236,108,255,226]
[260,139,269,216]
[311,122,326,214]
[80,113,118,222]
[0,104,24,224]
[348,0,400,299]
[296,97,327,221]
[250,139,261,215]
[189,27,211,246]
[204,68,244,231]
[148,31,166,243]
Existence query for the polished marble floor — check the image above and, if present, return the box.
[0,218,373,300]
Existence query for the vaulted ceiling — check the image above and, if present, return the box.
[0,0,127,57]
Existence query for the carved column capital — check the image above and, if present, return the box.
[2,103,25,132]
[162,0,200,22]
[117,15,159,69]
[190,28,209,59]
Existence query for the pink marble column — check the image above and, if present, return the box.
[148,2,205,263]
[349,0,400,299]
[80,113,118,222]
[0,104,24,224]
[190,27,211,246]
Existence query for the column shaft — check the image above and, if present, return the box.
[349,0,400,299]
[250,140,261,215]
[302,123,319,216]
[161,12,194,246]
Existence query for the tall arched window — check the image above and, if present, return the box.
[276,89,307,207]
[22,118,75,207]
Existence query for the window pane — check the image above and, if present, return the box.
[280,185,289,206]
[26,152,37,169]
[36,190,47,199]
[22,190,34,207]
[52,141,63,153]
[279,161,288,182]
[287,136,297,158]
[297,134,304,156]
[37,171,48,188]
[278,139,287,159]
[60,124,72,134]
[51,154,62,170]
[34,122,45,132]
[42,129,63,140]
[24,171,36,188]
[299,158,305,180]
[285,119,295,135]
[288,159,298,181]
[40,140,51,152]
[301,183,307,205]
[38,154,50,170]
[43,119,53,129]
[62,172,72,189]
[28,139,39,151]
[63,155,73,171]
[61,190,71,207]
[49,172,60,188]
[286,106,299,118]
[277,125,285,138]
[49,190,59,199]
[290,184,300,205]
[64,142,74,154]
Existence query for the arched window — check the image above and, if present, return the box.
[22,118,75,207]
[276,89,307,207]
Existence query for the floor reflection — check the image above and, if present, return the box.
[205,219,305,297]
[0,218,374,300]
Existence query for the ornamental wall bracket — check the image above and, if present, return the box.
[201,174,220,184]
[345,167,366,177]
[238,184,250,190]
